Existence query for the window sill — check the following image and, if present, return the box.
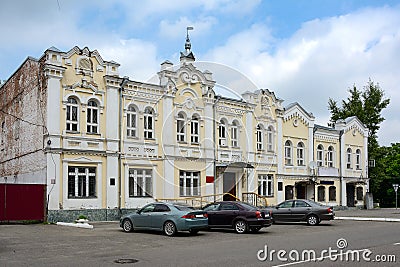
[190,142,200,146]
[86,132,100,136]
[177,141,187,144]
[128,196,153,198]
[66,131,80,134]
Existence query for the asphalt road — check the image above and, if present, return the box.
[0,220,398,267]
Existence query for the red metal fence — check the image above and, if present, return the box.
[0,184,46,221]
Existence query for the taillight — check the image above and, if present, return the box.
[327,208,333,213]
[255,211,262,218]
[182,214,195,219]
[203,213,208,218]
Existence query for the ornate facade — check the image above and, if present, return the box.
[0,38,369,222]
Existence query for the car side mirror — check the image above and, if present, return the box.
[275,207,279,209]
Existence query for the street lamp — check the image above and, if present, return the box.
[393,184,399,210]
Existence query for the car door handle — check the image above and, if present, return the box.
[307,208,311,211]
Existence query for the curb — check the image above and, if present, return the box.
[335,216,400,222]
[56,222,94,229]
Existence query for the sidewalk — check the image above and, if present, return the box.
[335,208,400,222]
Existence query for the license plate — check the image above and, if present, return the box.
[195,214,204,218]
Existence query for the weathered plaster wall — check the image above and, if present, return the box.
[0,58,47,184]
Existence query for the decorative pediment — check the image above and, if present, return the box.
[283,102,315,127]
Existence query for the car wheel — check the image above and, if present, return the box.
[250,227,261,233]
[306,214,319,226]
[163,221,177,236]
[189,229,199,235]
[234,220,248,234]
[122,219,133,232]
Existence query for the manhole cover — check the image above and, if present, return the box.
[114,259,139,264]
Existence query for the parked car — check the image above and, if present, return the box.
[202,201,272,234]
[268,199,334,226]
[120,202,208,236]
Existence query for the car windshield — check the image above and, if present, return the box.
[174,205,194,211]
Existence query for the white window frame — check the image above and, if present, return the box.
[129,169,152,197]
[346,148,352,169]
[231,121,238,147]
[284,140,293,165]
[355,149,361,170]
[267,126,274,152]
[190,115,199,144]
[144,107,154,139]
[258,174,274,197]
[327,146,334,167]
[297,142,304,166]
[179,171,200,196]
[127,105,137,138]
[68,166,96,198]
[177,112,186,142]
[219,120,227,146]
[66,97,79,132]
[256,125,263,150]
[86,100,99,134]
[317,144,324,167]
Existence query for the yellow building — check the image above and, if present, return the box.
[0,37,368,222]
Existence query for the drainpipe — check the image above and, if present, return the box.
[118,76,129,214]
[213,95,221,202]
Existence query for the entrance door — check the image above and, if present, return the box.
[285,185,294,200]
[296,183,306,199]
[346,183,355,207]
[223,172,236,201]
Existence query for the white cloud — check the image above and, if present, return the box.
[204,6,400,145]
[98,39,160,82]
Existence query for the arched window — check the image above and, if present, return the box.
[317,144,324,167]
[127,105,137,137]
[256,124,263,150]
[267,126,274,152]
[231,121,239,147]
[190,115,199,144]
[356,149,361,169]
[329,186,336,201]
[87,100,99,133]
[327,146,334,167]
[66,97,79,132]
[346,148,352,169]
[144,107,154,139]
[176,112,186,142]
[285,140,293,165]
[297,142,304,166]
[219,119,227,146]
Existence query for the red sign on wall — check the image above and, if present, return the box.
[206,176,214,183]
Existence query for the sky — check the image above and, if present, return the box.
[0,0,399,146]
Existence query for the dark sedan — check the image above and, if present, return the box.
[202,201,272,234]
[268,199,334,226]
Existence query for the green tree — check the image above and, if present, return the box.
[371,144,400,207]
[328,80,390,150]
